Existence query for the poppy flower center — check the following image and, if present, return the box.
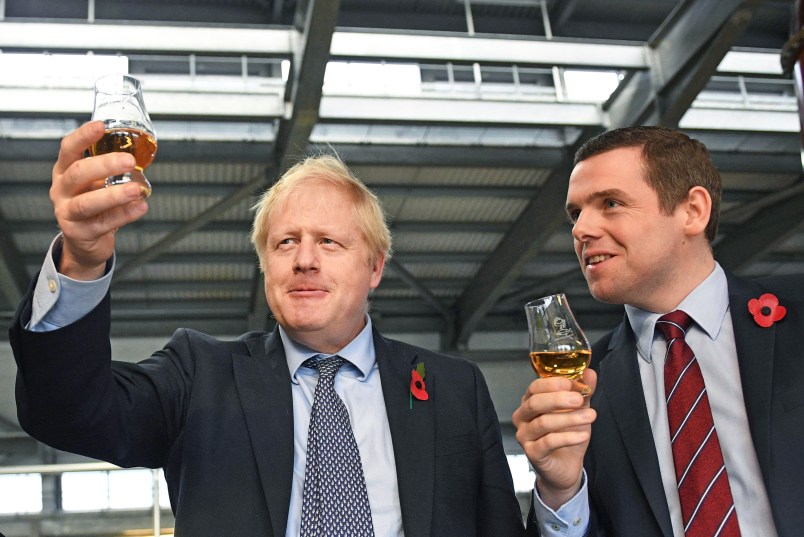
[761,306,772,316]
[415,380,423,389]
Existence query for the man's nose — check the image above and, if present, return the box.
[293,240,319,272]
[571,210,598,242]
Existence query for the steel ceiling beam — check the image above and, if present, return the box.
[331,145,566,168]
[274,0,341,171]
[715,182,804,271]
[0,182,545,199]
[248,0,343,330]
[4,87,797,130]
[0,212,29,308]
[0,21,780,74]
[0,22,294,55]
[328,31,647,68]
[451,127,599,347]
[4,220,514,235]
[3,139,800,175]
[606,0,762,128]
[0,85,286,118]
[550,0,581,32]
[448,0,764,347]
[386,259,456,337]
[318,96,603,126]
[113,166,268,281]
[680,107,799,133]
[111,0,339,323]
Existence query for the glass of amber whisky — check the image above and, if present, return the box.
[90,74,157,198]
[525,293,592,396]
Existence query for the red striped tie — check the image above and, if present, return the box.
[657,310,741,537]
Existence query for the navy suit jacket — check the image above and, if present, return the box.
[11,287,526,536]
[585,272,804,537]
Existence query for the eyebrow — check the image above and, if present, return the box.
[565,188,628,213]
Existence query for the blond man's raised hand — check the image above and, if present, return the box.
[51,121,149,280]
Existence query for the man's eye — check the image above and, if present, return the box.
[605,200,620,208]
[567,210,580,223]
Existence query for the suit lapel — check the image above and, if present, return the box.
[597,321,674,537]
[726,273,774,484]
[374,330,435,537]
[232,329,294,537]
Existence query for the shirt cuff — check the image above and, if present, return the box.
[531,470,590,537]
[28,234,115,331]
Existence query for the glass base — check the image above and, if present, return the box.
[105,170,152,198]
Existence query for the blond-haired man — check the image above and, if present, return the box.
[11,121,526,536]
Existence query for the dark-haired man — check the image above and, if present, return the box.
[514,126,803,537]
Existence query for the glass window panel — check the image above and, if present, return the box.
[0,474,42,514]
[62,469,168,511]
[506,453,537,493]
[109,469,153,509]
[159,469,171,509]
[564,70,621,102]
[62,471,109,511]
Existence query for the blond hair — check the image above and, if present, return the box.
[251,154,392,270]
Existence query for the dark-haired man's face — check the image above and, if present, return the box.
[565,147,690,312]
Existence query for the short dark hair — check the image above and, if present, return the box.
[574,126,722,243]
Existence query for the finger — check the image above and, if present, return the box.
[56,152,137,196]
[580,369,598,407]
[53,121,107,176]
[513,389,587,425]
[515,409,595,450]
[59,190,148,237]
[522,376,580,400]
[527,429,592,455]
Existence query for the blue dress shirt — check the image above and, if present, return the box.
[532,263,777,537]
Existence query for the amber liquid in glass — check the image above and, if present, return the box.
[530,349,591,380]
[91,127,157,170]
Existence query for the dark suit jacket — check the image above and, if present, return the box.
[11,288,526,536]
[585,271,804,537]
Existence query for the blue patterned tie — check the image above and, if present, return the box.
[300,355,375,536]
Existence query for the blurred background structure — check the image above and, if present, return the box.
[0,0,801,535]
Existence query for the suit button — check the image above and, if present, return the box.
[48,279,57,293]
[551,523,560,531]
[573,517,582,526]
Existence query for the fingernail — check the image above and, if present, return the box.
[121,154,136,169]
[124,183,142,198]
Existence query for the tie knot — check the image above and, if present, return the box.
[656,310,692,342]
[302,355,346,381]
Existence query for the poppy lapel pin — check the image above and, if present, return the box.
[410,361,428,409]
[747,293,787,328]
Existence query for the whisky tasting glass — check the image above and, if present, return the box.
[90,74,157,197]
[525,293,592,396]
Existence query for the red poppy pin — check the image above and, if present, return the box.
[747,293,787,328]
[410,361,428,409]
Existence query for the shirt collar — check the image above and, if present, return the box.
[279,315,376,383]
[625,262,729,363]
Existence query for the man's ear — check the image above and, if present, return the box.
[682,186,712,237]
[369,252,386,289]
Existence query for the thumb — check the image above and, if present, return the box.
[582,368,597,401]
